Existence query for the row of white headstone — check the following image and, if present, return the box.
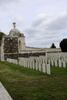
[19,56,51,75]
[6,53,67,75]
[47,53,67,68]
[50,59,66,68]
[6,57,51,75]
[7,58,18,64]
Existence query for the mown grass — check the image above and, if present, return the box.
[0,61,67,100]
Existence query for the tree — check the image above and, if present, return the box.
[50,43,56,48]
[60,38,67,52]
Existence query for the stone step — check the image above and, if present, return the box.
[0,82,13,100]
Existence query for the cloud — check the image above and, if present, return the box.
[46,15,67,31]
[32,14,47,27]
[25,14,67,47]
[0,0,18,4]
[0,0,67,48]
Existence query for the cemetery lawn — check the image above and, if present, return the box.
[0,62,67,100]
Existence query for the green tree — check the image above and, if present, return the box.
[50,43,56,48]
[60,38,67,52]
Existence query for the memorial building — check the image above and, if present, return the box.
[0,23,61,61]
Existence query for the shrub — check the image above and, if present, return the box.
[60,38,67,52]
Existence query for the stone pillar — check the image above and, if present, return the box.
[18,36,26,53]
[1,37,4,61]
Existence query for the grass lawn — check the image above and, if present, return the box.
[0,61,67,100]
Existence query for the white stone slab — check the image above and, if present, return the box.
[27,60,30,68]
[59,60,62,68]
[51,59,54,66]
[0,82,12,100]
[47,64,51,75]
[55,60,58,67]
[39,63,42,72]
[32,60,35,70]
[63,61,66,68]
[35,59,38,70]
[42,63,46,73]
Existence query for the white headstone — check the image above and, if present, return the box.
[51,59,54,66]
[35,58,38,70]
[39,63,42,72]
[32,60,34,69]
[47,64,51,75]
[63,61,66,68]
[55,60,58,67]
[42,63,46,73]
[59,60,62,68]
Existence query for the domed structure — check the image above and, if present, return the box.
[9,22,24,37]
[3,22,26,54]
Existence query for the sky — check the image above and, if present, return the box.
[0,0,67,48]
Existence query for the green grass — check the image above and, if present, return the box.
[0,61,67,100]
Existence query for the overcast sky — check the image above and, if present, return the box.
[0,0,67,48]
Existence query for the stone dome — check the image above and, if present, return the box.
[9,28,20,36]
[9,22,24,37]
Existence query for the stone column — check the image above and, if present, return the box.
[1,37,4,61]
